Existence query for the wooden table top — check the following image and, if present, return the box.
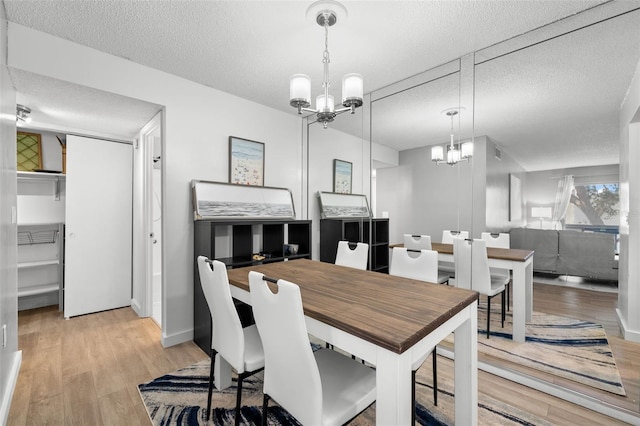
[226,258,479,354]
[389,242,534,262]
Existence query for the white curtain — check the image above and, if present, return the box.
[551,175,574,229]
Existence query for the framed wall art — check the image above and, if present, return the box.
[229,136,264,186]
[318,191,370,219]
[333,159,352,194]
[17,131,43,172]
[192,180,295,220]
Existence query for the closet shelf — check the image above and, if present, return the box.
[18,229,59,245]
[18,283,59,297]
[18,260,59,269]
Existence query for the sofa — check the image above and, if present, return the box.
[510,228,618,281]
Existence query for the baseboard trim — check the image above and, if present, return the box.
[161,328,193,348]
[437,346,640,424]
[616,308,640,343]
[0,350,22,425]
[130,298,143,317]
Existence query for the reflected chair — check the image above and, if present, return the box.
[335,240,369,270]
[197,256,265,425]
[389,247,440,418]
[249,271,376,426]
[403,234,449,284]
[440,230,470,282]
[481,232,512,311]
[455,240,507,338]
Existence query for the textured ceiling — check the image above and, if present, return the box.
[5,0,640,170]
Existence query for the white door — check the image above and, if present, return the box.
[64,135,132,318]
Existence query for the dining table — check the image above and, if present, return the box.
[390,242,535,343]
[224,258,480,425]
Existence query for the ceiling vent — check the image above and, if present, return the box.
[495,146,502,160]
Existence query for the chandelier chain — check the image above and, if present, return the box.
[322,15,331,110]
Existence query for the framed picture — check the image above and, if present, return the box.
[333,159,352,194]
[318,191,370,219]
[192,180,295,220]
[17,131,43,172]
[229,136,264,186]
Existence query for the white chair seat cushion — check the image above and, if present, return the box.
[242,324,264,372]
[487,278,507,297]
[314,348,377,426]
[437,272,450,284]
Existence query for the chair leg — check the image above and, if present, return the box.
[486,295,491,339]
[207,349,216,421]
[412,369,416,426]
[235,373,245,426]
[261,394,270,426]
[506,283,510,312]
[501,291,506,328]
[432,350,438,406]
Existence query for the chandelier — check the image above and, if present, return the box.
[289,1,363,129]
[431,108,473,166]
[16,104,32,125]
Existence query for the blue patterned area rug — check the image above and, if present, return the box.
[445,304,627,396]
[138,358,552,425]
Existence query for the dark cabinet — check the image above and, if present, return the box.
[320,218,389,273]
[193,219,312,354]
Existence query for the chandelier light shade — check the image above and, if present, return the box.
[432,108,473,166]
[289,1,363,129]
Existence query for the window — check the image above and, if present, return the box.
[566,183,620,226]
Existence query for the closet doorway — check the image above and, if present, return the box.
[132,112,163,327]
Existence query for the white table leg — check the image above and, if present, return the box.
[511,259,533,343]
[375,349,412,425]
[214,353,232,390]
[454,301,478,425]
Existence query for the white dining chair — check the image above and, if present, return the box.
[249,271,376,426]
[403,234,431,250]
[401,236,450,284]
[440,230,469,281]
[334,240,369,270]
[455,240,507,338]
[197,256,265,425]
[389,247,440,417]
[481,232,512,310]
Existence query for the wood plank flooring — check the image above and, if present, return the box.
[7,281,640,425]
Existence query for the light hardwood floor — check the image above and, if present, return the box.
[7,282,640,425]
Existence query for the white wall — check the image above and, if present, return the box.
[377,144,474,245]
[0,11,21,424]
[8,23,304,347]
[617,55,640,342]
[308,119,369,259]
[484,136,527,232]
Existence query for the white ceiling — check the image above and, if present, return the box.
[5,0,640,170]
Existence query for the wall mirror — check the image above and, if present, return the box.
[373,59,474,245]
[472,6,640,415]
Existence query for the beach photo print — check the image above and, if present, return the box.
[229,136,265,186]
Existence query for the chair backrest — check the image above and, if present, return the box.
[470,239,493,295]
[249,271,323,425]
[389,247,438,283]
[481,232,510,249]
[335,241,369,270]
[453,238,472,289]
[442,230,469,244]
[403,234,432,250]
[196,256,246,372]
[480,232,510,279]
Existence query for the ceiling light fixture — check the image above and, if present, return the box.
[289,0,363,129]
[16,104,32,125]
[431,108,473,166]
